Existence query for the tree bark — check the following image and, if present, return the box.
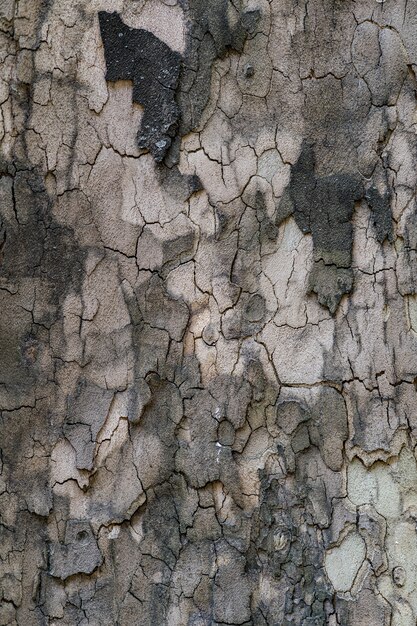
[1,0,417,624]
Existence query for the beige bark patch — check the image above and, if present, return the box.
[325,533,366,593]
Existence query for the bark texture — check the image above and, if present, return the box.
[1,0,417,624]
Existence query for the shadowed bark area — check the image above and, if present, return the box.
[1,1,417,625]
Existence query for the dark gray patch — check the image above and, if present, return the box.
[135,274,190,342]
[126,485,182,624]
[365,185,393,244]
[49,520,103,580]
[99,11,182,162]
[0,165,85,403]
[0,166,85,304]
[309,387,348,471]
[277,142,394,312]
[248,465,335,625]
[177,0,251,136]
[275,400,309,436]
[309,261,354,316]
[157,166,203,200]
[277,141,363,313]
[217,419,235,446]
[276,389,348,471]
[222,292,267,339]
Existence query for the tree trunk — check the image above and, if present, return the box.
[1,0,416,624]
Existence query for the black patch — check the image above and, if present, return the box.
[277,142,363,313]
[99,11,182,162]
[99,4,259,163]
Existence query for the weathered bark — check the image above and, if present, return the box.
[1,0,417,624]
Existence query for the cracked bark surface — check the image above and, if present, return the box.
[1,0,417,624]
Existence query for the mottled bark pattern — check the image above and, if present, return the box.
[1,0,417,625]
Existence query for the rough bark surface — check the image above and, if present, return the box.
[1,0,417,624]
